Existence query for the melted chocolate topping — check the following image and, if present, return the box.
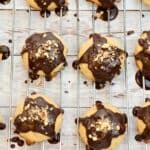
[77,101,127,150]
[34,0,68,17]
[135,71,150,90]
[0,0,10,4]
[21,32,67,81]
[10,136,24,147]
[0,45,10,60]
[87,0,119,21]
[14,96,64,143]
[135,31,150,90]
[133,102,150,142]
[73,33,127,89]
[0,122,6,130]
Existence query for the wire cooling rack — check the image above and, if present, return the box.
[0,0,150,150]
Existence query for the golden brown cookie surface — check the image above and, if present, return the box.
[133,98,150,143]
[73,33,127,89]
[135,31,150,90]
[143,0,150,6]
[14,93,64,145]
[76,101,127,150]
[27,0,69,17]
[21,32,68,82]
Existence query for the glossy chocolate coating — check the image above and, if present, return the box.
[135,31,150,90]
[133,101,150,142]
[73,33,127,89]
[77,101,127,150]
[34,0,68,17]
[87,0,119,21]
[14,96,64,143]
[21,32,67,81]
[0,122,6,130]
[0,45,10,60]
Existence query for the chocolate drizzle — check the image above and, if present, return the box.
[0,45,10,60]
[77,101,127,150]
[133,102,150,142]
[21,32,67,81]
[87,0,119,21]
[135,31,150,90]
[34,0,68,17]
[0,0,10,5]
[73,33,127,89]
[14,96,64,143]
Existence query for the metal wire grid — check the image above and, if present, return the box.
[3,0,148,149]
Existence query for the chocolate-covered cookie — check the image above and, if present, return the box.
[21,32,68,82]
[76,101,127,150]
[73,33,127,89]
[27,0,69,17]
[135,31,150,90]
[14,93,64,145]
[133,98,150,143]
[86,0,121,21]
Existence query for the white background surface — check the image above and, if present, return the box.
[0,0,150,149]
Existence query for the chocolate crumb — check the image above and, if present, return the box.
[127,30,135,36]
[8,39,12,43]
[64,90,69,94]
[10,144,15,149]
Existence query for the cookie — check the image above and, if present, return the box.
[143,0,150,6]
[13,93,64,145]
[0,45,10,61]
[21,32,68,82]
[76,101,127,150]
[132,98,150,143]
[86,0,121,21]
[73,33,127,89]
[135,31,150,90]
[27,0,69,17]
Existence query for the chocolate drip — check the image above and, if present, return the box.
[0,0,10,4]
[78,101,127,150]
[96,4,118,21]
[0,45,10,60]
[73,33,127,89]
[10,136,24,147]
[133,104,150,142]
[87,0,119,21]
[21,32,67,81]
[14,96,64,143]
[34,0,68,17]
[135,71,150,90]
[0,122,6,130]
[135,31,150,90]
